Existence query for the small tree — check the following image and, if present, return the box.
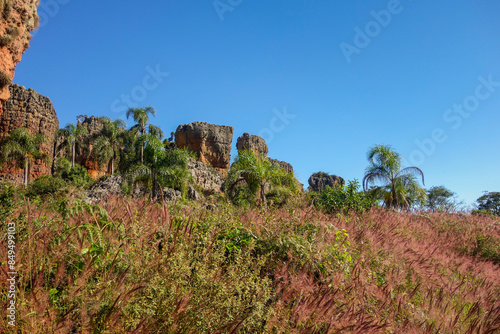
[363,144,426,210]
[58,123,88,167]
[126,134,192,200]
[0,128,49,186]
[224,150,299,205]
[126,106,164,164]
[426,186,460,212]
[475,192,500,216]
[92,117,126,175]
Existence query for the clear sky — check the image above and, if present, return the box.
[13,0,500,206]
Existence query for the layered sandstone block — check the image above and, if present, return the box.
[175,121,233,174]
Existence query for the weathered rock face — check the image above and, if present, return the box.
[269,158,294,174]
[308,172,345,193]
[188,159,224,195]
[236,133,268,157]
[0,84,58,184]
[175,122,233,174]
[0,0,39,116]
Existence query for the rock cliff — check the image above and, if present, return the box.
[0,0,39,116]
[175,121,233,175]
[0,84,58,183]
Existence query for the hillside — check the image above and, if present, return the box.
[1,192,499,333]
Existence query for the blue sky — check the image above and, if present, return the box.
[13,0,500,206]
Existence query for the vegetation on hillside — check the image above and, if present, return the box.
[1,190,499,333]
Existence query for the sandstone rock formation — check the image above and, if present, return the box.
[175,122,233,174]
[308,172,345,192]
[0,84,58,184]
[0,0,39,116]
[236,132,268,157]
[188,159,224,195]
[269,158,294,174]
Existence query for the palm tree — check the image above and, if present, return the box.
[0,128,49,186]
[58,123,88,168]
[224,150,298,203]
[126,134,192,200]
[126,106,164,164]
[362,144,425,210]
[92,117,126,175]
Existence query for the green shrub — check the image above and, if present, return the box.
[55,159,95,189]
[27,175,67,198]
[311,179,375,215]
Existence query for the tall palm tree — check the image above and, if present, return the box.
[0,128,49,186]
[362,144,425,210]
[126,106,164,164]
[224,150,298,203]
[92,117,126,175]
[58,123,88,167]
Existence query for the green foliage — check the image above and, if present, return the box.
[0,69,11,88]
[91,117,126,175]
[26,175,67,198]
[54,158,94,188]
[0,127,48,185]
[0,26,19,46]
[363,144,426,210]
[57,123,88,167]
[475,192,500,216]
[224,150,300,206]
[426,186,460,212]
[311,179,375,215]
[125,135,193,199]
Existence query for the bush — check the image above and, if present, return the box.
[311,179,375,215]
[27,175,67,198]
[55,158,95,189]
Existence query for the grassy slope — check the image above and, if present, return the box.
[1,195,500,333]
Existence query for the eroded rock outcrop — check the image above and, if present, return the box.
[269,158,294,174]
[188,159,224,195]
[0,0,39,116]
[175,122,233,174]
[0,84,58,184]
[236,132,268,157]
[308,172,345,193]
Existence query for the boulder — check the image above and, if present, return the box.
[236,133,268,157]
[0,84,59,184]
[163,188,182,202]
[187,185,201,201]
[175,122,233,174]
[308,172,345,192]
